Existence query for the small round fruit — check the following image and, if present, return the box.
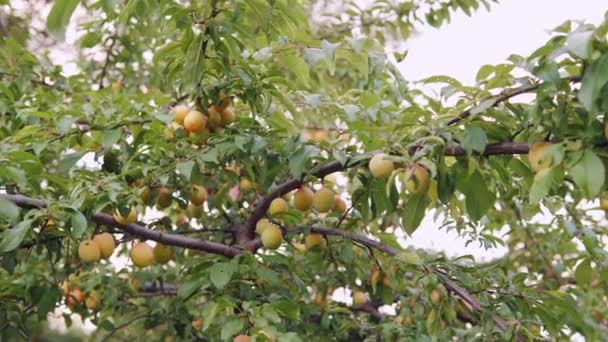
[369,153,395,178]
[85,291,100,310]
[175,211,188,225]
[171,105,190,125]
[153,243,173,264]
[261,225,283,250]
[188,202,204,218]
[292,241,308,254]
[192,318,203,330]
[139,186,150,204]
[240,179,253,191]
[282,191,293,202]
[430,287,443,305]
[130,242,154,268]
[268,198,288,216]
[221,106,236,126]
[305,233,326,250]
[78,240,101,263]
[157,187,172,208]
[294,186,314,211]
[67,288,85,308]
[528,142,552,172]
[189,185,208,206]
[233,335,250,342]
[404,164,430,195]
[93,233,115,259]
[605,122,608,141]
[333,195,347,214]
[352,291,368,306]
[313,187,335,213]
[113,207,137,225]
[255,218,274,235]
[184,110,207,133]
[207,105,222,129]
[127,276,140,292]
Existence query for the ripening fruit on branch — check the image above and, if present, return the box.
[403,164,430,195]
[313,187,335,213]
[369,153,395,178]
[233,335,250,342]
[127,276,140,292]
[130,242,154,268]
[292,241,308,253]
[261,224,283,250]
[157,187,172,209]
[600,192,608,211]
[93,233,115,259]
[294,186,314,211]
[192,318,203,330]
[207,105,222,129]
[170,105,190,125]
[430,287,443,305]
[79,240,101,263]
[305,233,326,250]
[528,142,553,172]
[240,178,253,191]
[369,268,391,288]
[221,105,236,126]
[67,288,85,308]
[352,290,368,306]
[184,110,208,133]
[153,243,173,264]
[113,207,137,225]
[268,198,288,216]
[256,218,275,235]
[333,195,347,214]
[85,291,100,310]
[189,185,208,206]
[139,185,150,204]
[188,202,203,218]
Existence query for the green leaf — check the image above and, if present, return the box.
[283,55,311,88]
[178,279,206,300]
[70,211,87,239]
[220,317,245,340]
[463,126,488,155]
[288,148,308,179]
[176,160,195,181]
[401,194,428,235]
[569,151,605,198]
[47,0,80,40]
[574,259,592,286]
[273,299,301,321]
[463,171,495,221]
[566,30,593,59]
[578,54,608,112]
[530,168,555,203]
[209,262,237,289]
[0,197,20,224]
[0,219,32,253]
[102,129,122,150]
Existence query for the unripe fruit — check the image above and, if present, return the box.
[305,233,326,250]
[333,195,347,214]
[61,281,70,296]
[157,187,172,208]
[528,142,553,172]
[352,291,368,306]
[313,130,329,143]
[153,243,173,264]
[130,242,154,268]
[93,233,115,259]
[268,198,288,215]
[369,153,394,178]
[430,287,443,305]
[192,318,203,330]
[176,211,188,225]
[67,288,85,308]
[111,81,122,91]
[261,225,283,250]
[313,187,335,213]
[127,276,140,292]
[207,105,222,129]
[404,164,430,195]
[184,110,207,133]
[605,122,608,142]
[282,191,293,202]
[85,291,100,310]
[188,202,203,218]
[189,185,208,206]
[240,178,253,191]
[233,335,250,342]
[292,241,308,254]
[294,186,314,211]
[113,207,137,225]
[171,105,190,125]
[600,192,608,211]
[78,240,101,263]
[255,218,274,235]
[221,106,236,126]
[139,186,150,204]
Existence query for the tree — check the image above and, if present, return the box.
[0,0,607,340]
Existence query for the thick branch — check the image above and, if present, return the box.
[0,193,240,257]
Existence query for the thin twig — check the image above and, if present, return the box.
[101,314,149,342]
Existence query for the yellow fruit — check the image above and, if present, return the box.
[333,195,347,214]
[171,105,190,125]
[313,187,335,213]
[184,110,207,133]
[292,241,308,254]
[528,142,553,172]
[207,105,222,129]
[157,187,172,208]
[255,218,275,235]
[352,291,368,306]
[240,179,253,191]
[233,335,250,342]
[261,225,283,250]
[93,233,115,259]
[404,164,430,195]
[305,233,326,250]
[282,191,293,202]
[268,198,289,216]
[189,185,208,206]
[403,315,414,326]
[113,207,137,225]
[111,81,122,91]
[153,243,173,264]
[313,130,329,143]
[605,122,608,141]
[127,276,140,292]
[369,153,395,178]
[78,240,101,263]
[130,242,154,268]
[188,202,203,218]
[139,186,150,204]
[294,186,314,211]
[221,106,236,126]
[430,288,442,305]
[61,280,70,296]
[85,291,100,310]
[192,318,203,330]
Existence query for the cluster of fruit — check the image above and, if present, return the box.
[166,98,235,139]
[369,153,430,194]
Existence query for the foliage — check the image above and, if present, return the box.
[1,0,608,341]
